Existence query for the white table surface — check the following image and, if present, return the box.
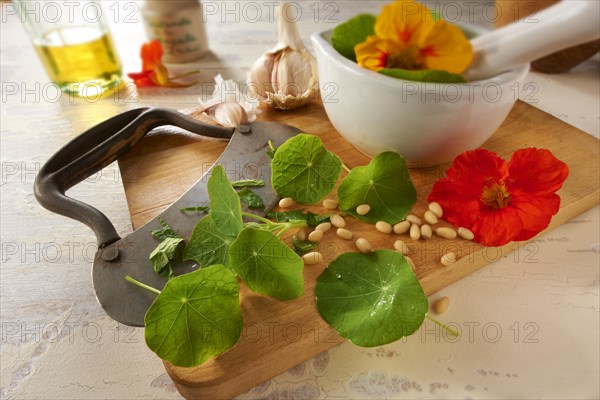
[1,1,598,399]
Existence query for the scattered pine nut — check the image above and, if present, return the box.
[336,228,354,240]
[355,237,372,253]
[406,214,422,226]
[441,252,457,267]
[356,204,371,215]
[315,222,332,232]
[457,227,474,240]
[393,220,410,234]
[330,214,346,228]
[435,227,457,239]
[423,210,439,225]
[375,221,393,234]
[394,240,409,255]
[308,230,324,243]
[279,197,295,208]
[433,296,450,314]
[405,256,416,270]
[429,202,443,218]
[302,251,323,265]
[420,224,432,239]
[295,229,306,241]
[409,223,421,240]
[323,199,338,210]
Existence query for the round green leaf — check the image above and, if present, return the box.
[208,165,243,236]
[271,134,342,204]
[144,265,242,367]
[315,250,427,347]
[183,215,235,267]
[337,152,417,224]
[229,227,304,300]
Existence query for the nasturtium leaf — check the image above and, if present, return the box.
[265,209,331,227]
[337,152,416,224]
[183,215,236,267]
[151,219,181,240]
[315,250,428,347]
[228,227,304,300]
[292,236,317,256]
[208,165,243,236]
[232,179,265,188]
[271,134,342,204]
[149,237,184,279]
[238,187,265,209]
[144,265,243,367]
[379,68,467,83]
[331,14,376,61]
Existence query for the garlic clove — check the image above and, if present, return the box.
[206,102,248,128]
[249,53,276,98]
[275,49,313,97]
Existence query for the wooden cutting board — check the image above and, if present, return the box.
[118,101,599,400]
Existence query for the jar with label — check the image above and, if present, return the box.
[142,0,209,63]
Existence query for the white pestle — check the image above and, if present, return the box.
[465,0,600,81]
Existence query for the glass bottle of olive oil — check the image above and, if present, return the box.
[34,26,122,96]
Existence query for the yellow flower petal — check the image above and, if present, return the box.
[418,22,473,74]
[375,0,437,46]
[355,36,401,72]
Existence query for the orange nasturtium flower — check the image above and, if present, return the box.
[128,40,198,88]
[355,0,473,73]
[428,148,569,247]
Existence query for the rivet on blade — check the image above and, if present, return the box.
[101,247,120,262]
[238,125,252,134]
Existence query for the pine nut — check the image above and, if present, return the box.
[457,227,474,240]
[375,221,392,234]
[336,228,353,240]
[441,252,457,267]
[279,197,295,208]
[409,223,421,240]
[423,210,438,225]
[302,251,323,265]
[435,227,457,239]
[308,230,324,243]
[315,222,331,232]
[355,237,371,253]
[405,256,416,270]
[406,214,422,226]
[394,240,409,255]
[323,199,338,210]
[295,229,306,241]
[393,220,410,234]
[356,204,371,215]
[330,214,346,228]
[433,296,450,314]
[429,202,443,218]
[420,224,432,239]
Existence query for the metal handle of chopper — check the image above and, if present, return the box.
[34,108,235,248]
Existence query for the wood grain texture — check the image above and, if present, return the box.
[118,101,599,400]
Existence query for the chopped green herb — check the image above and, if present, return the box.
[292,236,317,256]
[315,250,428,347]
[265,210,331,227]
[266,140,277,159]
[337,152,417,224]
[238,187,265,209]
[229,227,304,300]
[232,179,265,188]
[271,134,342,204]
[150,218,181,240]
[180,206,210,214]
[149,237,184,279]
[139,265,243,367]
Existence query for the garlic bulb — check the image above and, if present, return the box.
[197,74,259,127]
[248,1,319,110]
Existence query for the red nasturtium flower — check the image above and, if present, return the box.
[428,148,569,247]
[127,40,198,88]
